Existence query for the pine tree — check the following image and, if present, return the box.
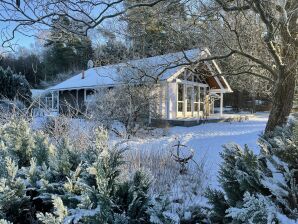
[43,15,94,80]
[123,0,195,57]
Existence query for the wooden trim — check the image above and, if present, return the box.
[176,79,209,87]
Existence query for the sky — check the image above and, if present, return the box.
[0,0,127,55]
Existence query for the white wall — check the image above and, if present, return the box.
[153,82,177,120]
[168,82,177,119]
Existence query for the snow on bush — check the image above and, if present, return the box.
[207,116,298,223]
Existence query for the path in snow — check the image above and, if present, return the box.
[126,113,268,188]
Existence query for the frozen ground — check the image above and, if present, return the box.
[122,113,269,189]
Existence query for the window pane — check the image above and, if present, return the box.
[200,103,204,112]
[178,74,184,80]
[187,87,192,112]
[187,75,193,81]
[187,101,191,112]
[178,102,183,112]
[194,86,199,102]
[200,87,205,102]
[194,75,201,83]
[178,83,184,101]
[194,103,199,111]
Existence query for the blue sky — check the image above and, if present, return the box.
[0,0,133,54]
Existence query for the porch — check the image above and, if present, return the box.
[159,77,226,120]
[151,113,252,127]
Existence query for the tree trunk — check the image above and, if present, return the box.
[265,73,296,133]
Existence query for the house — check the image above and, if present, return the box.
[48,48,232,123]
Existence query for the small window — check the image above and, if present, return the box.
[185,70,193,81]
[200,87,205,112]
[194,103,199,112]
[178,83,184,101]
[178,102,183,112]
[177,83,184,113]
[194,86,199,102]
[200,87,205,102]
[194,75,199,83]
[178,73,185,80]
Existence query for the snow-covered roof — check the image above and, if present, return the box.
[48,49,201,91]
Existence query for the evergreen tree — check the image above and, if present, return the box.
[43,16,93,80]
[207,118,298,223]
[123,0,198,57]
[0,66,31,104]
[0,52,44,87]
[94,38,131,66]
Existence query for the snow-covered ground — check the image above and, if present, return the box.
[124,113,268,189]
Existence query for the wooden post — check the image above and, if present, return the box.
[183,84,186,117]
[159,84,163,117]
[76,89,79,110]
[51,92,54,111]
[220,92,224,117]
[166,83,170,119]
[57,91,59,113]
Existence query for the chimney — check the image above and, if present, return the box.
[82,70,85,79]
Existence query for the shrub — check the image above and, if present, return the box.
[0,119,154,223]
[207,117,298,223]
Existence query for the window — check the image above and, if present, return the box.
[178,73,185,80]
[186,86,192,112]
[177,83,184,112]
[194,75,199,83]
[186,72,193,81]
[200,87,205,112]
[194,86,199,112]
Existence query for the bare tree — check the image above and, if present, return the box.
[1,0,297,132]
[0,0,166,48]
[187,0,297,132]
[88,83,159,136]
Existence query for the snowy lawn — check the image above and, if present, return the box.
[122,113,268,189]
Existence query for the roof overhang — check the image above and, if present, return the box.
[203,48,233,93]
[166,48,233,93]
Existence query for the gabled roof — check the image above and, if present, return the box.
[48,48,232,93]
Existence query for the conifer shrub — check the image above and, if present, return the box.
[206,116,298,223]
[0,118,157,223]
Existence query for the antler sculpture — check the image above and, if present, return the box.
[171,140,194,174]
